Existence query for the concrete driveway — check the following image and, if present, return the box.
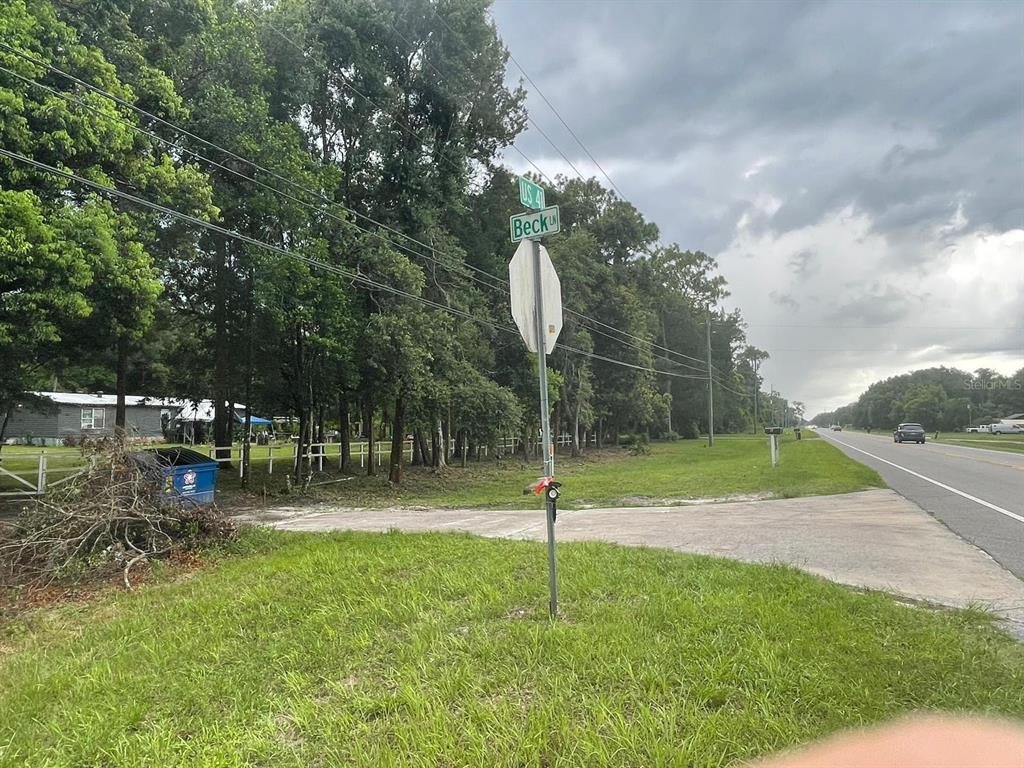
[247,489,1024,632]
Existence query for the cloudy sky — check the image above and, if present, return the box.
[490,0,1024,414]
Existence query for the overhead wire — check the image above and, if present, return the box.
[0,147,500,325]
[1,147,707,383]
[1,35,722,381]
[501,49,630,203]
[259,13,557,188]
[0,44,509,296]
[3,42,710,379]
[212,24,715,375]
[430,8,615,195]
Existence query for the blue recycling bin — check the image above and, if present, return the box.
[138,447,219,505]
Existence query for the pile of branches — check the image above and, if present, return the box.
[0,441,235,590]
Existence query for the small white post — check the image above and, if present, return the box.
[37,453,47,494]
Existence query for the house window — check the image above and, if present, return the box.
[81,408,106,430]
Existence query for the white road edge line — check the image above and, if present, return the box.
[826,434,1024,525]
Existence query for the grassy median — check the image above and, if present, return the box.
[1,530,1022,767]
[931,432,1024,454]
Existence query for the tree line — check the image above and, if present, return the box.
[1,0,776,484]
[811,367,1024,431]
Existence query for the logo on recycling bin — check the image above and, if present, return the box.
[182,469,197,490]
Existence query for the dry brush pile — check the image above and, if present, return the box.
[0,441,236,590]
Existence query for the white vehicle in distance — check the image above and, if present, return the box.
[990,414,1024,434]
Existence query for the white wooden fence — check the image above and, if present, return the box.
[0,453,97,497]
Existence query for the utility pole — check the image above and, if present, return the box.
[706,308,714,447]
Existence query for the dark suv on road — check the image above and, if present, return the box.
[894,423,926,444]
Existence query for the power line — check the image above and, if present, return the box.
[433,8,624,199]
[1,40,719,380]
[185,24,711,374]
[0,45,710,378]
[712,375,750,399]
[0,47,508,296]
[559,345,707,380]
[2,147,710,385]
[0,147,491,322]
[565,308,708,367]
[353,14,722,375]
[374,21,711,370]
[502,50,629,202]
[261,13,557,188]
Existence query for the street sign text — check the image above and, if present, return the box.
[510,205,560,243]
[519,176,546,210]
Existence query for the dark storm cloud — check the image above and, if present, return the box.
[827,287,913,326]
[769,291,800,311]
[493,0,1023,247]
[787,250,818,280]
[492,0,1024,411]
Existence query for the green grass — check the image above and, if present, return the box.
[930,432,1024,455]
[1,435,883,509]
[1,530,1022,766]
[223,434,884,510]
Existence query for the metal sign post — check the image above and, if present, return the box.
[532,239,558,616]
[508,194,562,616]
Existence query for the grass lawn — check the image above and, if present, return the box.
[931,433,1024,455]
[0,436,884,514]
[1,434,883,510]
[1,530,1022,766]
[219,433,884,510]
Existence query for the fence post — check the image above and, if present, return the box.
[37,453,47,494]
[268,444,274,475]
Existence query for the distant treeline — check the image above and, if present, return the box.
[812,367,1024,430]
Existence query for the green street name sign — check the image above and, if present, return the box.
[518,176,546,210]
[510,205,560,242]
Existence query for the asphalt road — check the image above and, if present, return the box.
[816,429,1024,579]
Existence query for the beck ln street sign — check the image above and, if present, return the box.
[509,205,560,243]
[519,176,546,210]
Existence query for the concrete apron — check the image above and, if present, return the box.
[255,489,1024,634]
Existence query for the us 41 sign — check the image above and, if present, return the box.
[519,176,546,210]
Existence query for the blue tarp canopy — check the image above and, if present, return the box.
[248,416,272,425]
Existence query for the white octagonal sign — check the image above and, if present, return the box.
[508,240,562,354]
